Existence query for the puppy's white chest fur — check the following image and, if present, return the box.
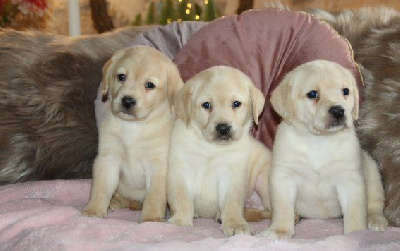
[100,108,171,201]
[170,120,249,218]
[274,122,361,219]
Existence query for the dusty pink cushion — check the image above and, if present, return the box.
[173,9,362,149]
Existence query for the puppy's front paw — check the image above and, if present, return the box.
[81,206,107,218]
[261,228,293,239]
[222,221,252,237]
[141,209,166,222]
[169,215,193,227]
[368,214,388,231]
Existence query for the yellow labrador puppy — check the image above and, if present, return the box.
[82,45,183,222]
[167,66,272,236]
[262,60,388,239]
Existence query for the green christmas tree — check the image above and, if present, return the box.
[160,0,176,25]
[176,0,196,21]
[202,0,220,21]
[132,0,220,26]
[133,14,143,26]
[146,2,157,25]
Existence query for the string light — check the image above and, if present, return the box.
[157,0,220,25]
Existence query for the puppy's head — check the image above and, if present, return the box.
[271,60,359,134]
[101,45,183,121]
[175,66,265,144]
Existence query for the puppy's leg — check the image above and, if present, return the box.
[256,160,272,219]
[168,171,194,227]
[261,169,297,239]
[141,161,167,222]
[219,173,251,237]
[245,164,272,222]
[82,155,120,218]
[245,145,272,222]
[362,151,388,231]
[336,172,367,234]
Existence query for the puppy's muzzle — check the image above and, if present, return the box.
[121,95,136,110]
[215,123,232,140]
[329,105,344,119]
[328,105,346,128]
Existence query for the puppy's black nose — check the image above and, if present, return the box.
[121,96,136,109]
[329,105,345,119]
[216,123,231,135]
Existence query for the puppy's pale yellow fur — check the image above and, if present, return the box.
[82,46,183,222]
[167,66,272,236]
[262,60,387,239]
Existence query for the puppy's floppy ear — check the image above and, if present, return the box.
[167,64,184,111]
[249,85,265,125]
[101,50,124,96]
[101,58,113,96]
[351,80,360,120]
[270,76,294,123]
[174,80,195,125]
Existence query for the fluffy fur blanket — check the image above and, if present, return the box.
[0,26,149,184]
[1,179,399,250]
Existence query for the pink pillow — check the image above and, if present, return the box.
[173,9,362,149]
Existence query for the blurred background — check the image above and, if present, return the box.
[1,0,400,35]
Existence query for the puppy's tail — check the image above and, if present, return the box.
[244,207,271,222]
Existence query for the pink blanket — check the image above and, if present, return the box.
[1,180,399,250]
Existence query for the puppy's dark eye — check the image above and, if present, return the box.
[145,82,156,89]
[117,74,126,82]
[202,102,212,110]
[232,101,242,108]
[342,88,350,96]
[307,90,319,99]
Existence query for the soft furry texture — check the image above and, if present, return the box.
[0,26,149,185]
[304,6,400,228]
[263,60,387,239]
[82,46,183,222]
[168,66,271,236]
[94,21,206,128]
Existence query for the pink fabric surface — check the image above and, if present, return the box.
[174,9,363,150]
[1,180,399,250]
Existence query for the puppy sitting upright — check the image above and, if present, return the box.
[82,45,183,221]
[167,66,272,236]
[262,60,388,239]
